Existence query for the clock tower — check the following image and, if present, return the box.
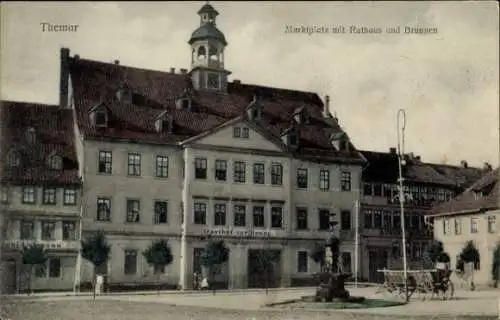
[188,2,231,93]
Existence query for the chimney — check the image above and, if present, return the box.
[460,160,468,168]
[59,48,70,109]
[233,79,241,84]
[389,147,397,154]
[323,95,332,118]
[170,68,175,74]
[114,60,120,65]
[180,68,188,74]
[483,162,492,171]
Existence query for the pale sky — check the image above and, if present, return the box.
[1,1,499,168]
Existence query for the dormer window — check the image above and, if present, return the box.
[91,105,109,128]
[281,127,299,149]
[116,83,133,104]
[48,155,63,170]
[155,112,173,134]
[176,97,191,110]
[95,110,107,126]
[246,95,262,121]
[24,127,36,144]
[7,150,20,167]
[330,132,349,152]
[293,107,309,124]
[252,109,259,119]
[289,132,298,146]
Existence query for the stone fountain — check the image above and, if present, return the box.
[311,220,365,303]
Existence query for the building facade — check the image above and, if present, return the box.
[428,168,499,288]
[65,3,366,290]
[0,102,82,293]
[359,150,485,282]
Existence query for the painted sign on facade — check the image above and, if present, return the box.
[3,240,77,250]
[202,227,277,238]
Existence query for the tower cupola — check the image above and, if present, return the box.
[188,2,231,93]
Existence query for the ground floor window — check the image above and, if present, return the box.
[193,248,203,274]
[49,258,61,278]
[124,250,137,275]
[34,257,61,278]
[297,251,308,273]
[341,252,351,273]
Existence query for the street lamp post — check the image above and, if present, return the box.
[397,109,409,303]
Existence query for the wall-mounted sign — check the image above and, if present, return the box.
[202,227,277,239]
[3,240,77,250]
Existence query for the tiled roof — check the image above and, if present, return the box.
[429,167,499,216]
[359,151,400,183]
[0,101,81,186]
[360,150,484,187]
[69,57,365,164]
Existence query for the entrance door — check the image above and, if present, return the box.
[368,248,388,283]
[1,260,17,294]
[247,249,281,288]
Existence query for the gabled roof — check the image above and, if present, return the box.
[181,115,289,153]
[0,101,81,186]
[69,56,366,164]
[428,167,499,217]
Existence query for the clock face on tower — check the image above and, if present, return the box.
[207,72,220,89]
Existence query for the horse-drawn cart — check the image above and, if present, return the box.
[377,269,454,301]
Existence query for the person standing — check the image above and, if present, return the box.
[193,272,199,290]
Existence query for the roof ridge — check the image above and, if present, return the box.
[428,163,483,170]
[71,57,189,78]
[235,82,320,98]
[1,100,61,108]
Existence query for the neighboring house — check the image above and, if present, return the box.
[64,3,366,289]
[359,150,485,282]
[428,167,499,288]
[0,101,82,293]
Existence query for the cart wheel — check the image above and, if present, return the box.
[443,280,454,300]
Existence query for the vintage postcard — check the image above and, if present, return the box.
[0,1,499,320]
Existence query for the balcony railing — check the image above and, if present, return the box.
[3,239,79,250]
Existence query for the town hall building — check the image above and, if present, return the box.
[66,2,365,290]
